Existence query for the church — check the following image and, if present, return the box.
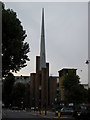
[30,8,77,111]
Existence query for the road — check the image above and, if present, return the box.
[2,109,42,118]
[2,108,75,120]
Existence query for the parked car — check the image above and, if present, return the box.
[31,107,35,111]
[60,106,74,117]
[11,106,22,110]
[73,105,90,120]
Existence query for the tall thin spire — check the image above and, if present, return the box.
[40,8,46,71]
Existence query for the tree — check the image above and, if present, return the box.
[87,88,90,103]
[11,82,25,107]
[62,70,87,104]
[2,73,15,106]
[2,3,30,77]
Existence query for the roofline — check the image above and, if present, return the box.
[58,68,77,72]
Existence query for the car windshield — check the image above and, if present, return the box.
[61,107,73,111]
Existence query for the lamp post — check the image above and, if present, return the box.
[85,59,90,88]
[85,60,90,64]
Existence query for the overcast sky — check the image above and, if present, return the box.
[5,2,88,84]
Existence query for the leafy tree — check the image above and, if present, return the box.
[2,73,15,106]
[88,88,90,103]
[62,70,87,104]
[2,3,30,77]
[11,82,25,107]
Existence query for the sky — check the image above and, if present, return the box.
[4,2,88,84]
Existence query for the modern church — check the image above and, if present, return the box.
[30,8,77,110]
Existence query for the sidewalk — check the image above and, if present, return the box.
[31,110,56,118]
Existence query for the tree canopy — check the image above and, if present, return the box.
[62,70,87,104]
[2,73,15,106]
[2,3,30,76]
[11,82,25,107]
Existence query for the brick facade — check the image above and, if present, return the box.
[58,68,77,102]
[30,56,49,109]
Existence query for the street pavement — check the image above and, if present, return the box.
[2,108,75,120]
[31,110,75,119]
[2,109,42,118]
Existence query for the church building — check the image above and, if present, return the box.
[30,8,49,110]
[30,8,77,110]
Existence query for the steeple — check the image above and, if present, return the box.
[40,8,46,71]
